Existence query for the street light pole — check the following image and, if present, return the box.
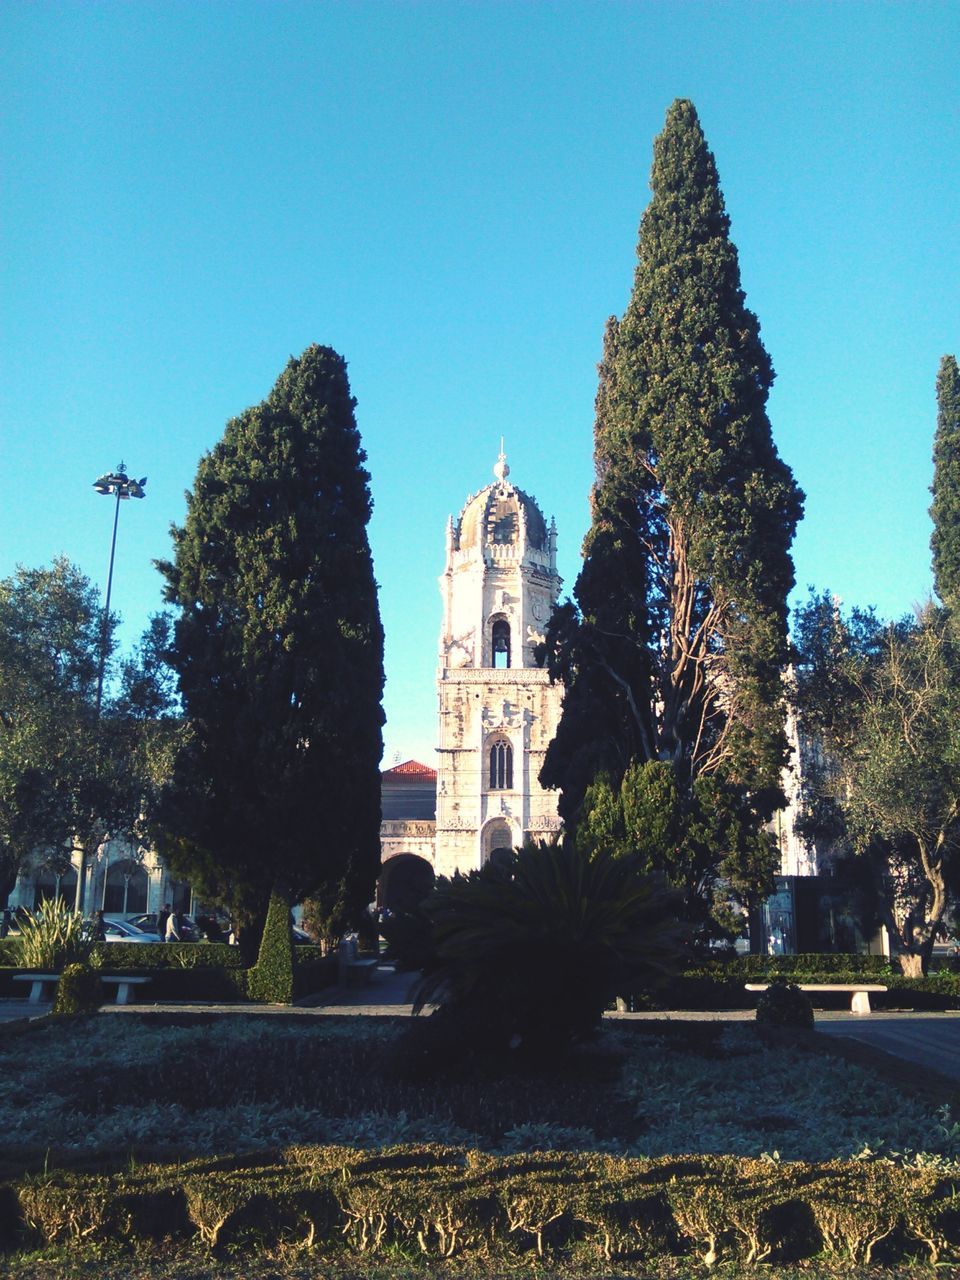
[77,463,147,911]
[92,463,147,715]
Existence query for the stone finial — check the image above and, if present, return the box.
[494,439,510,484]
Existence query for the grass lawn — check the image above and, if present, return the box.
[2,1012,960,1277]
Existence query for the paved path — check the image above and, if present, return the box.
[815,1011,960,1082]
[6,970,960,1086]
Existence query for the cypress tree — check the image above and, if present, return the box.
[931,354,960,610]
[156,346,385,957]
[542,100,802,925]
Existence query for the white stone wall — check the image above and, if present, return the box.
[434,456,563,877]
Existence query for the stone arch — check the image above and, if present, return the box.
[378,853,435,914]
[491,617,511,668]
[33,863,78,911]
[488,737,514,789]
[481,818,516,865]
[103,858,149,915]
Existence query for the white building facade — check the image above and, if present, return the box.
[433,451,564,876]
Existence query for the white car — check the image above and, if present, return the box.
[99,917,162,944]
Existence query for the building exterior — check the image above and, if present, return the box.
[7,838,191,919]
[377,451,565,904]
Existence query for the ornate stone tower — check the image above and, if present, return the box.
[435,450,563,876]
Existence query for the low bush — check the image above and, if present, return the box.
[88,941,244,970]
[688,953,892,980]
[5,1145,958,1266]
[755,980,814,1029]
[52,962,102,1015]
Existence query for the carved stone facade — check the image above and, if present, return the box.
[434,451,563,877]
[377,451,564,884]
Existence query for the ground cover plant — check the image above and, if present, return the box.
[2,1013,959,1166]
[4,1013,960,1273]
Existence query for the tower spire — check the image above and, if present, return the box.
[494,438,509,484]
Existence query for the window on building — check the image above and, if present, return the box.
[489,740,513,789]
[103,859,149,915]
[33,865,78,911]
[492,619,511,668]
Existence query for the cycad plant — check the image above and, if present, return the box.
[17,897,93,971]
[412,840,684,1058]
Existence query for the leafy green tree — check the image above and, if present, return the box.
[577,762,776,941]
[0,559,174,910]
[156,345,385,960]
[794,593,960,975]
[931,355,960,610]
[541,100,802,932]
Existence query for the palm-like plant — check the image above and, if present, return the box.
[17,896,93,971]
[412,840,684,1057]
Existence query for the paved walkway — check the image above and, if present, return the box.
[5,969,960,1085]
[815,1010,960,1082]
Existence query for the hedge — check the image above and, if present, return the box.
[0,939,326,971]
[247,889,294,1004]
[0,953,337,1003]
[691,954,894,979]
[4,1145,958,1266]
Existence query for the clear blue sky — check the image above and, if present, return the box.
[2,1,958,764]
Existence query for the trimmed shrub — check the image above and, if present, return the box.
[247,888,294,1004]
[756,980,814,1029]
[688,953,892,981]
[51,962,102,1015]
[89,942,243,970]
[7,1146,956,1267]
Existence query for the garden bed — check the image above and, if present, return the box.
[3,1014,960,1272]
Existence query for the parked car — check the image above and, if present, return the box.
[127,913,200,942]
[97,917,163,943]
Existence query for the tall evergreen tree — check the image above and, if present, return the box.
[541,100,803,931]
[156,346,385,957]
[931,354,960,610]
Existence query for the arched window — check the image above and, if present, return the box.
[33,864,77,911]
[492,619,511,669]
[103,859,148,915]
[489,740,513,790]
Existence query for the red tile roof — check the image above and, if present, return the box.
[382,759,437,780]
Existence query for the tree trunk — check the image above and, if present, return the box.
[898,951,924,978]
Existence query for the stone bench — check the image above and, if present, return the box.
[13,973,153,1006]
[337,936,379,987]
[12,974,59,1003]
[745,982,888,1015]
[100,974,152,1005]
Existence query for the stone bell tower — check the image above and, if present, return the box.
[434,449,564,877]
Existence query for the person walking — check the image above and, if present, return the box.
[158,904,171,941]
[165,910,182,943]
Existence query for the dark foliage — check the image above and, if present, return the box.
[931,354,960,610]
[411,841,684,1062]
[155,346,385,958]
[755,980,815,1029]
[540,100,801,937]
